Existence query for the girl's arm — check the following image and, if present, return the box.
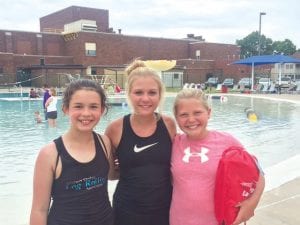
[104,119,123,180]
[45,97,53,108]
[162,115,177,141]
[101,134,119,180]
[30,143,57,225]
[233,173,265,225]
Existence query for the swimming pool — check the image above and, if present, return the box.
[0,95,299,225]
[0,93,127,106]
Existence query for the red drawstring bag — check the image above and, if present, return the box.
[214,146,259,225]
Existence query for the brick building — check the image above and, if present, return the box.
[0,5,249,88]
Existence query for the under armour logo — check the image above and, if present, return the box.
[240,182,256,197]
[182,147,209,163]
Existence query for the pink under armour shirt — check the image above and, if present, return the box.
[170,130,243,225]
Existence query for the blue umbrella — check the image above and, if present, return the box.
[232,55,300,90]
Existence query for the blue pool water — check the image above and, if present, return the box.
[0,92,30,97]
[0,95,299,225]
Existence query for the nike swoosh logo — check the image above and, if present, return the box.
[133,142,158,153]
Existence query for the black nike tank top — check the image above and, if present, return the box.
[47,132,113,225]
[113,114,173,214]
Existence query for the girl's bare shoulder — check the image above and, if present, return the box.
[161,114,177,139]
[35,141,58,169]
[106,117,123,133]
[39,141,56,156]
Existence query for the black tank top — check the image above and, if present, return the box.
[48,132,113,225]
[113,114,172,214]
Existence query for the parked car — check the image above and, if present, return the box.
[222,78,234,88]
[205,77,219,88]
[238,77,252,88]
[276,77,292,87]
[258,78,272,87]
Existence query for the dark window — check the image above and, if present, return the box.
[86,50,96,56]
[91,67,97,75]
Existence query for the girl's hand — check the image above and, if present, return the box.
[232,199,255,225]
[233,173,265,225]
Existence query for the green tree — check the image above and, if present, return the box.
[236,32,297,57]
[260,36,273,55]
[272,39,297,55]
[236,32,258,58]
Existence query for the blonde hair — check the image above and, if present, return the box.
[50,87,57,96]
[125,59,165,113]
[173,89,210,115]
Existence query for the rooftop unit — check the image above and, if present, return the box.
[63,20,97,33]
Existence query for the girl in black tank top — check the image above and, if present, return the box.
[105,60,177,225]
[112,114,173,225]
[30,79,114,225]
[47,132,113,225]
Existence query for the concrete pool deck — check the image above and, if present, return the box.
[248,177,300,225]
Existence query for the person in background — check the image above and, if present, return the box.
[115,84,122,93]
[170,88,265,225]
[29,88,38,98]
[105,59,176,225]
[34,111,42,123]
[106,78,115,94]
[107,85,115,94]
[43,84,50,120]
[45,88,58,127]
[30,79,115,225]
[37,88,44,97]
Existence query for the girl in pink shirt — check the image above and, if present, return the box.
[170,89,265,225]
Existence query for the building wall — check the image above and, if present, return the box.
[64,32,190,66]
[178,59,216,84]
[0,30,74,83]
[42,34,66,56]
[0,6,244,87]
[0,29,243,86]
[0,31,14,53]
[0,30,65,56]
[0,53,15,84]
[40,6,109,33]
[189,42,240,61]
[189,42,252,82]
[0,32,6,52]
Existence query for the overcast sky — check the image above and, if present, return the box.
[0,0,299,50]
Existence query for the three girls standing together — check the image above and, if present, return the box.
[30,59,265,225]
